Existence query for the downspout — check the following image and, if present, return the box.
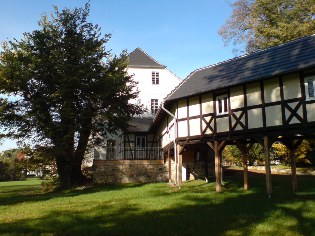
[161,101,178,185]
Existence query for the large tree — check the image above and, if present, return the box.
[0,3,141,188]
[219,0,315,54]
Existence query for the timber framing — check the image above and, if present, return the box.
[150,35,315,194]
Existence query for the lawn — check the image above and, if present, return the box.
[0,172,314,236]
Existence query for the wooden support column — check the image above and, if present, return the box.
[264,136,272,197]
[204,148,209,179]
[289,149,297,192]
[207,141,226,193]
[168,149,171,183]
[236,143,254,191]
[280,138,302,192]
[177,144,183,187]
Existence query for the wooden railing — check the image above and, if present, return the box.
[93,147,163,160]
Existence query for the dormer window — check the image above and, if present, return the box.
[152,72,159,84]
[217,94,228,115]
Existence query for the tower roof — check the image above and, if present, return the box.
[128,48,166,68]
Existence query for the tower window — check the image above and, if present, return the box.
[152,72,159,84]
[151,99,159,114]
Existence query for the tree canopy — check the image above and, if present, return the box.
[0,3,142,188]
[219,0,315,54]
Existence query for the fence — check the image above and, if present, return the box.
[94,147,163,160]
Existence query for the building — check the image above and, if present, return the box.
[94,35,315,194]
[92,48,181,167]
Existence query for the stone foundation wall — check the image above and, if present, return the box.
[183,161,215,180]
[93,160,169,184]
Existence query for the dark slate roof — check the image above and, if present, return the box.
[167,34,315,101]
[128,48,166,68]
[127,117,154,132]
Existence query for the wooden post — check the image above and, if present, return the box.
[236,143,253,191]
[214,141,222,193]
[168,149,171,183]
[264,136,272,197]
[290,149,297,192]
[280,138,302,192]
[177,144,183,187]
[207,141,225,193]
[204,148,209,179]
[243,151,249,191]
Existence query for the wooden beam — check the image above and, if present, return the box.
[214,141,222,193]
[290,149,297,192]
[168,149,171,183]
[264,136,272,197]
[178,144,186,155]
[207,142,214,151]
[177,144,183,187]
[208,140,226,192]
[235,142,253,191]
[278,138,303,192]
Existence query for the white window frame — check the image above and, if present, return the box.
[152,71,159,85]
[151,99,159,114]
[304,75,315,100]
[216,94,228,115]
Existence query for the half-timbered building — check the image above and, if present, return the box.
[94,35,315,194]
[150,35,315,194]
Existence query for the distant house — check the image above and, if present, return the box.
[92,48,181,178]
[94,35,315,194]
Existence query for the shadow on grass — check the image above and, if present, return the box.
[0,181,147,206]
[0,173,314,235]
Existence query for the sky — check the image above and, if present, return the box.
[0,0,235,151]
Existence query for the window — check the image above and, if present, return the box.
[136,136,146,149]
[305,75,315,99]
[305,75,315,100]
[152,72,159,84]
[216,94,228,115]
[151,99,159,114]
[106,139,116,160]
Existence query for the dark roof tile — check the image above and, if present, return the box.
[128,48,165,68]
[167,35,315,101]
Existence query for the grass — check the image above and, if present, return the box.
[0,172,314,236]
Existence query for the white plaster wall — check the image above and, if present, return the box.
[189,96,200,117]
[177,99,187,119]
[128,67,181,110]
[202,93,213,114]
[248,108,263,129]
[264,78,281,103]
[216,117,229,133]
[246,82,261,106]
[189,118,201,136]
[178,120,188,138]
[283,73,301,100]
[306,103,315,122]
[230,86,244,109]
[266,105,282,126]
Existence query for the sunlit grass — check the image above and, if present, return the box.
[0,174,314,235]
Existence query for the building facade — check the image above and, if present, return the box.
[93,48,181,162]
[94,35,315,193]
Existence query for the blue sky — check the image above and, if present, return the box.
[0,0,235,151]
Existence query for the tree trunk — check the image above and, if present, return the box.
[56,156,86,189]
